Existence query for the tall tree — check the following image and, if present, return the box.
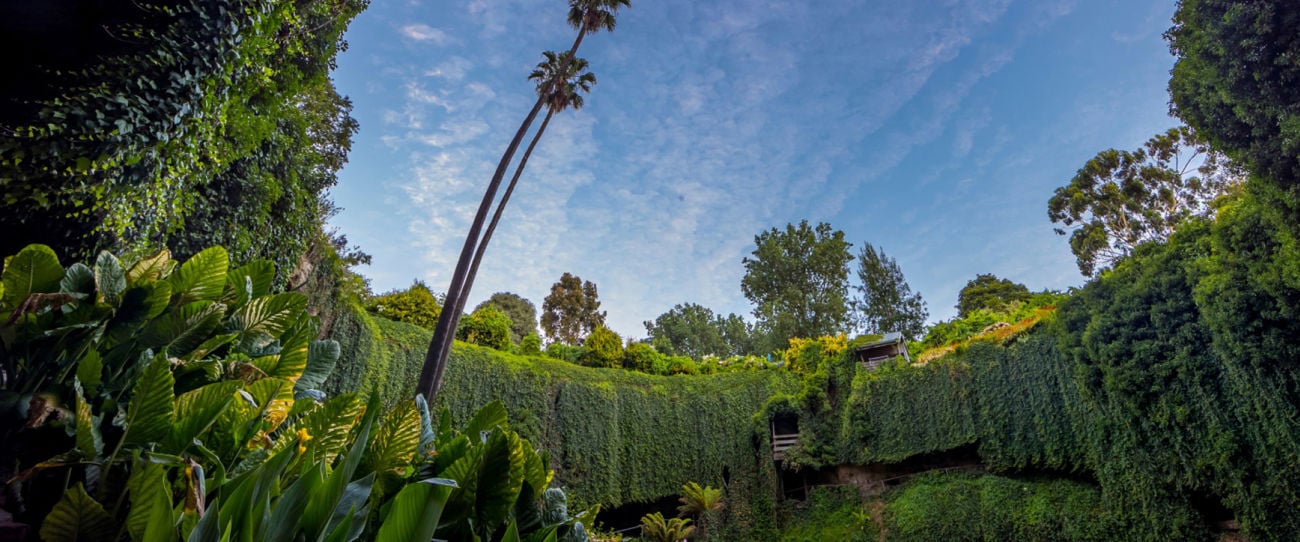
[718,313,756,357]
[475,292,538,343]
[741,220,853,351]
[644,303,752,359]
[1168,0,1300,192]
[852,242,928,341]
[418,0,630,400]
[540,272,606,345]
[446,51,595,343]
[956,273,1031,317]
[1048,126,1240,276]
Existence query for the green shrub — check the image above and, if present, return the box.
[368,279,442,329]
[580,325,624,368]
[883,473,1159,542]
[779,486,873,542]
[667,355,699,375]
[546,342,586,364]
[521,332,543,355]
[623,342,663,373]
[458,304,513,350]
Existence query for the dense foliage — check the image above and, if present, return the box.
[476,292,539,343]
[457,304,514,351]
[955,273,1033,317]
[643,302,753,360]
[541,272,607,345]
[319,299,799,539]
[0,244,592,541]
[851,242,928,341]
[779,215,1300,538]
[579,325,624,368]
[917,290,1065,353]
[777,486,874,542]
[883,473,1142,542]
[1048,126,1238,276]
[0,0,364,287]
[368,280,443,330]
[1168,0,1300,198]
[741,220,853,352]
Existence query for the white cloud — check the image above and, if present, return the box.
[400,24,453,45]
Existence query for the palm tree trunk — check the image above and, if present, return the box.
[415,96,545,399]
[416,24,590,403]
[445,110,555,352]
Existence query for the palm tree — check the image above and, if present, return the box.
[640,512,695,542]
[416,0,631,400]
[677,482,724,539]
[444,52,595,352]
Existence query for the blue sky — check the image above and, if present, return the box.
[329,0,1179,339]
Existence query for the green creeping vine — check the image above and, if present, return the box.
[323,300,800,539]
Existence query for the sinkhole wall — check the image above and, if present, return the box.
[319,301,799,538]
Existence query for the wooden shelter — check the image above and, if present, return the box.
[853,331,909,370]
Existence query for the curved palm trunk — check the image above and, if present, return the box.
[416,96,545,398]
[416,26,590,402]
[447,110,555,355]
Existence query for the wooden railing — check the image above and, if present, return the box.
[772,433,800,461]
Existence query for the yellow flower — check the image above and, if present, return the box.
[296,427,313,455]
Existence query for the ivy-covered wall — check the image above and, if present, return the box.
[321,301,799,538]
[314,212,1300,540]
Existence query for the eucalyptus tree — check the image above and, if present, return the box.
[1048,126,1239,276]
[417,0,631,400]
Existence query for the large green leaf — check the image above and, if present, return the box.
[521,443,549,504]
[364,400,422,496]
[475,428,527,535]
[142,300,226,357]
[2,243,63,310]
[439,442,483,529]
[464,400,509,440]
[74,383,103,458]
[296,340,341,393]
[127,248,172,286]
[322,474,374,542]
[94,251,127,304]
[304,396,379,541]
[264,461,326,542]
[374,478,458,542]
[77,350,104,397]
[169,246,228,304]
[291,393,364,464]
[124,356,176,446]
[522,527,558,542]
[39,483,113,542]
[266,321,313,380]
[224,260,275,310]
[218,446,295,542]
[500,520,521,542]
[182,333,238,363]
[60,262,96,298]
[228,293,307,350]
[109,282,172,339]
[126,462,172,542]
[432,434,469,477]
[166,381,240,453]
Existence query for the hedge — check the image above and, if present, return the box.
[321,301,799,539]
